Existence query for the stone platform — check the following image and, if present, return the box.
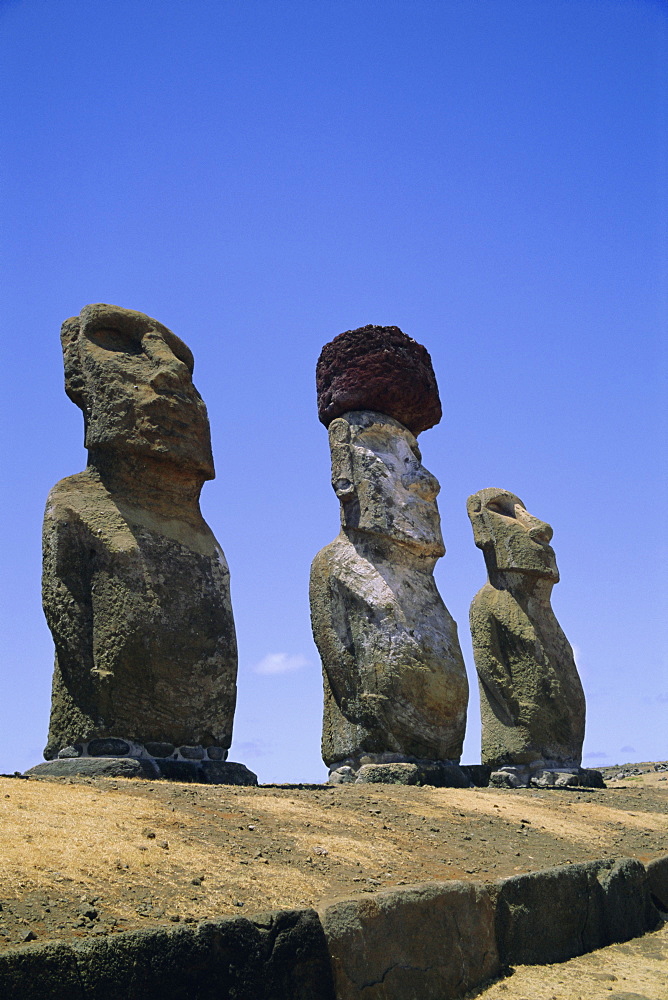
[489,764,605,789]
[328,757,489,788]
[25,758,257,786]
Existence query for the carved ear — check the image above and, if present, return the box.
[328,417,356,501]
[60,316,87,411]
[466,493,493,549]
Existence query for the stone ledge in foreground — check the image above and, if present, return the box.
[0,856,664,1000]
[0,908,333,1000]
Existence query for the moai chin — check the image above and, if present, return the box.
[36,304,256,784]
[467,488,601,789]
[310,325,469,787]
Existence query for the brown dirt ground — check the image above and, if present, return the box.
[0,765,665,974]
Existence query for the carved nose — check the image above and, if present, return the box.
[146,336,191,392]
[528,520,553,544]
[402,470,440,501]
[150,365,190,392]
[516,505,553,544]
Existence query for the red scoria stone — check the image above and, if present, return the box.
[316,325,442,435]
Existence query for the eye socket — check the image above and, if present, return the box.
[86,327,142,355]
[487,501,515,517]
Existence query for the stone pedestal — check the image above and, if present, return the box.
[25,757,257,785]
[328,755,472,787]
[489,765,604,790]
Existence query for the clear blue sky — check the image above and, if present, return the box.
[1,0,665,781]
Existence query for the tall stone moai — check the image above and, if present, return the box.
[467,488,602,789]
[34,304,256,784]
[310,325,470,787]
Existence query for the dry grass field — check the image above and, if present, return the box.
[469,921,668,999]
[0,765,665,958]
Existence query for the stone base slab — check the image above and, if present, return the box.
[0,855,663,999]
[328,758,472,787]
[490,765,605,789]
[25,758,258,786]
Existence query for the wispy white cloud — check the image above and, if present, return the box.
[235,739,271,757]
[253,652,309,676]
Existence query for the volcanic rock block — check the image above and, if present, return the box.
[42,304,238,762]
[494,858,661,966]
[310,408,468,771]
[646,855,668,912]
[467,488,588,773]
[0,910,335,1000]
[350,761,471,787]
[316,325,442,435]
[319,880,499,1000]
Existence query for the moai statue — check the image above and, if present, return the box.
[310,325,470,787]
[467,488,602,788]
[31,304,256,784]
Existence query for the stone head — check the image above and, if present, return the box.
[329,410,444,556]
[466,488,558,580]
[61,304,214,478]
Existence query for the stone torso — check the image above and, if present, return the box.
[470,582,585,767]
[311,532,468,766]
[43,470,237,758]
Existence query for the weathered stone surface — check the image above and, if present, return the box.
[490,769,525,789]
[316,325,442,435]
[328,765,356,784]
[493,858,660,966]
[148,760,202,783]
[319,880,499,1000]
[25,757,160,780]
[0,910,334,1000]
[72,909,333,1000]
[42,304,238,760]
[353,760,472,787]
[646,855,668,911]
[355,762,420,784]
[461,764,492,786]
[144,742,175,758]
[0,941,84,1000]
[421,762,472,787]
[199,761,257,785]
[596,857,661,944]
[490,763,604,790]
[580,767,606,788]
[531,766,605,789]
[467,488,586,770]
[88,738,130,756]
[311,410,468,767]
